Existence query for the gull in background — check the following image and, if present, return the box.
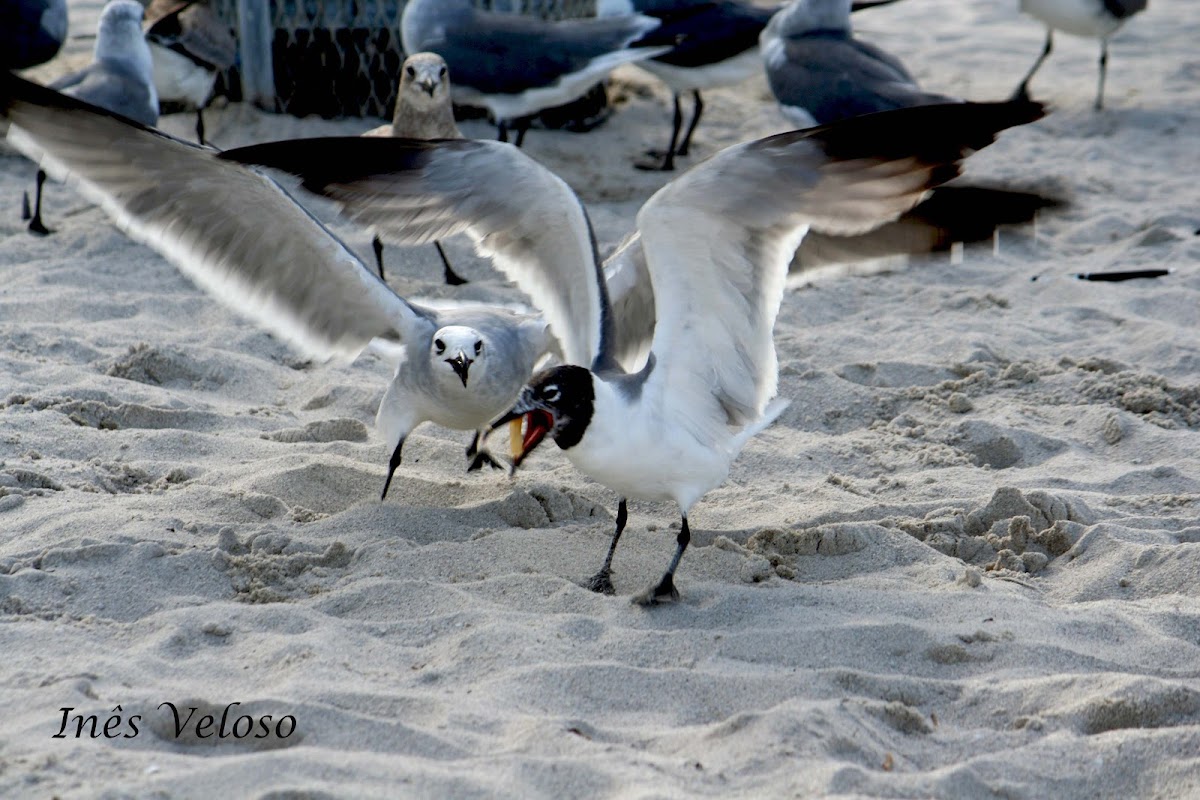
[1014,0,1148,110]
[143,0,237,145]
[598,0,903,171]
[360,52,469,287]
[483,100,1044,604]
[400,0,673,146]
[21,0,158,236]
[1,0,68,70]
[761,0,958,128]
[0,71,611,501]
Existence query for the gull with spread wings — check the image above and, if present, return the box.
[0,71,609,501]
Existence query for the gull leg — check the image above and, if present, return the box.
[372,235,386,281]
[1095,39,1109,111]
[196,109,207,146]
[513,122,528,149]
[633,513,689,606]
[434,240,468,286]
[380,437,405,500]
[636,92,683,171]
[585,498,627,595]
[676,90,704,157]
[21,191,31,221]
[497,121,509,143]
[466,430,502,472]
[1012,29,1053,101]
[27,169,53,236]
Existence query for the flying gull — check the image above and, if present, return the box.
[143,0,237,145]
[1014,0,1148,110]
[761,0,958,128]
[482,100,1044,604]
[21,0,158,236]
[361,52,469,287]
[0,70,612,500]
[400,0,672,146]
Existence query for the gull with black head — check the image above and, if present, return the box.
[487,99,1045,604]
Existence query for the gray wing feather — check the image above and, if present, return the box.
[0,74,427,361]
[53,62,159,127]
[767,37,958,124]
[253,139,607,369]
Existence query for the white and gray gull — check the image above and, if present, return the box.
[360,52,469,287]
[21,0,158,236]
[484,100,1045,604]
[400,0,673,146]
[143,0,237,145]
[1014,0,1148,110]
[0,69,612,502]
[761,0,957,128]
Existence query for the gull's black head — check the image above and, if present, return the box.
[488,365,594,469]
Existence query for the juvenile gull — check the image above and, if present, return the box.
[361,52,468,287]
[22,0,158,235]
[143,0,236,145]
[761,0,958,128]
[0,71,611,500]
[400,0,672,146]
[1,0,68,70]
[1014,0,1148,110]
[483,100,1044,603]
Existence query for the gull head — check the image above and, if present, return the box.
[96,0,152,78]
[431,326,485,389]
[486,365,594,470]
[400,52,451,108]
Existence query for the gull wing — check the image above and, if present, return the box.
[221,137,612,370]
[636,100,1044,428]
[0,71,428,360]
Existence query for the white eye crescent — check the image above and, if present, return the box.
[543,384,560,403]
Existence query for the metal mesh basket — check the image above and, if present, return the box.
[215,0,600,119]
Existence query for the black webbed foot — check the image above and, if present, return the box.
[585,567,615,595]
[632,574,679,606]
[467,450,503,473]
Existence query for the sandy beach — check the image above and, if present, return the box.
[2,0,1199,796]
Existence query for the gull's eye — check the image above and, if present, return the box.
[541,384,561,403]
[474,341,483,355]
[434,338,445,354]
[439,66,447,78]
[406,66,416,78]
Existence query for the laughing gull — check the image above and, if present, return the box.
[21,0,158,236]
[0,71,612,500]
[1,0,68,70]
[143,0,236,145]
[1014,0,1148,110]
[400,0,673,146]
[761,0,958,128]
[598,0,904,171]
[482,100,1043,604]
[361,52,469,287]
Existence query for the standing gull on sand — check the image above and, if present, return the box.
[761,0,957,128]
[400,0,672,146]
[0,71,610,500]
[143,0,236,145]
[1014,0,1148,110]
[483,100,1044,604]
[21,0,158,235]
[361,52,469,287]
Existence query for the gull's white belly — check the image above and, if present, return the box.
[1020,0,1125,37]
[635,46,763,93]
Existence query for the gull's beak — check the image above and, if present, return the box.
[446,352,472,387]
[485,396,554,471]
[419,79,436,97]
